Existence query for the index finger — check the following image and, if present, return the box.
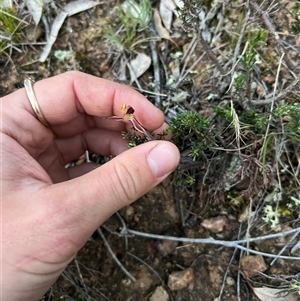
[5,71,165,132]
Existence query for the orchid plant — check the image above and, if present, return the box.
[111,104,154,141]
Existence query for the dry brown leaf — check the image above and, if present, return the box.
[159,0,176,31]
[153,8,178,47]
[253,286,298,301]
[39,0,101,62]
[129,53,151,83]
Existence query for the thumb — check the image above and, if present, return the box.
[55,140,179,237]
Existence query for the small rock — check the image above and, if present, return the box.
[201,216,228,233]
[122,266,156,292]
[124,205,135,223]
[240,255,267,278]
[149,286,169,301]
[238,205,251,223]
[226,276,236,286]
[156,240,178,257]
[167,268,194,291]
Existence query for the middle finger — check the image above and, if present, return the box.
[55,128,128,164]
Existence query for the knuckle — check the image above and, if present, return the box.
[112,161,141,204]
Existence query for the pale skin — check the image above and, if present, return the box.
[1,71,180,301]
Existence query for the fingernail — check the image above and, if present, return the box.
[147,143,179,178]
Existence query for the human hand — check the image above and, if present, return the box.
[1,71,179,301]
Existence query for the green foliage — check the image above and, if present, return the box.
[104,0,152,51]
[214,105,232,122]
[122,111,214,187]
[287,195,300,213]
[230,28,268,99]
[169,111,214,161]
[274,102,300,141]
[168,111,216,187]
[241,109,268,131]
[262,204,280,229]
[0,7,23,54]
[234,72,246,90]
[227,194,246,210]
[290,3,300,35]
[290,279,300,294]
[122,129,167,148]
[214,105,268,132]
[0,7,19,34]
[241,29,268,70]
[122,131,149,148]
[119,0,152,30]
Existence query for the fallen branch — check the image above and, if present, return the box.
[125,227,300,260]
[251,77,300,105]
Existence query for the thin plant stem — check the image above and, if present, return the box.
[97,228,136,282]
[124,228,300,260]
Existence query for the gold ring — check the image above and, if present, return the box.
[24,78,49,127]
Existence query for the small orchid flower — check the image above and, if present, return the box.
[110,104,154,141]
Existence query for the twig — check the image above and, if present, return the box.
[260,53,284,181]
[127,252,175,301]
[198,29,226,75]
[231,1,251,75]
[179,197,185,227]
[149,36,161,109]
[250,0,300,72]
[125,228,300,260]
[61,267,100,301]
[237,256,242,301]
[116,211,129,250]
[176,33,198,85]
[175,52,206,88]
[251,77,300,105]
[270,230,300,266]
[126,61,143,92]
[74,258,91,301]
[181,33,198,62]
[218,225,242,301]
[97,228,136,282]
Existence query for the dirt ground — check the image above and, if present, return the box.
[1,0,300,300]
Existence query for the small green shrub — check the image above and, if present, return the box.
[241,29,268,70]
[169,111,214,161]
[274,102,300,141]
[290,3,300,35]
[104,0,152,51]
[290,279,300,295]
[0,6,24,55]
[215,106,268,133]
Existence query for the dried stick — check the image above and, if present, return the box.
[250,0,300,72]
[149,36,162,109]
[198,30,226,75]
[74,258,91,301]
[260,53,284,182]
[218,225,242,301]
[97,228,136,282]
[270,230,300,266]
[125,228,300,260]
[251,77,300,105]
